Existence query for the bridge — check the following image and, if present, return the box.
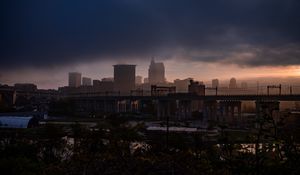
[67,93,300,101]
[65,93,300,122]
[3,89,300,124]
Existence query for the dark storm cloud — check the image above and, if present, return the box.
[1,0,300,69]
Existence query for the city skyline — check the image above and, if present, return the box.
[1,59,300,89]
[1,2,300,173]
[2,60,300,90]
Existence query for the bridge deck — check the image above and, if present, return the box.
[67,94,300,101]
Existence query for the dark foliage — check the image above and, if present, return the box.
[0,116,300,175]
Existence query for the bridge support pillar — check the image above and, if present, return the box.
[203,100,218,122]
[177,100,192,120]
[219,101,242,127]
[117,100,130,113]
[130,100,139,113]
[255,101,280,127]
[157,100,171,120]
[103,100,118,113]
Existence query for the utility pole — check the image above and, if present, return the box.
[256,81,259,95]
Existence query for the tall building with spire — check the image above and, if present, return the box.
[148,58,165,84]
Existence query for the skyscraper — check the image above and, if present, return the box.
[148,58,165,84]
[68,72,81,87]
[229,77,237,89]
[82,77,92,86]
[113,64,136,94]
[212,79,219,88]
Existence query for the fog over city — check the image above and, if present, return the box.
[2,1,300,174]
[1,0,300,88]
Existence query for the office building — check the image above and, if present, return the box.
[93,80,101,86]
[174,78,193,92]
[148,58,165,84]
[188,80,205,95]
[102,77,114,82]
[14,83,37,92]
[212,79,219,88]
[93,80,114,92]
[68,72,81,87]
[113,64,136,94]
[188,80,205,113]
[82,77,92,86]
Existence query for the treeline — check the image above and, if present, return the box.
[0,115,300,175]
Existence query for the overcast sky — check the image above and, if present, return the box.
[1,0,300,89]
